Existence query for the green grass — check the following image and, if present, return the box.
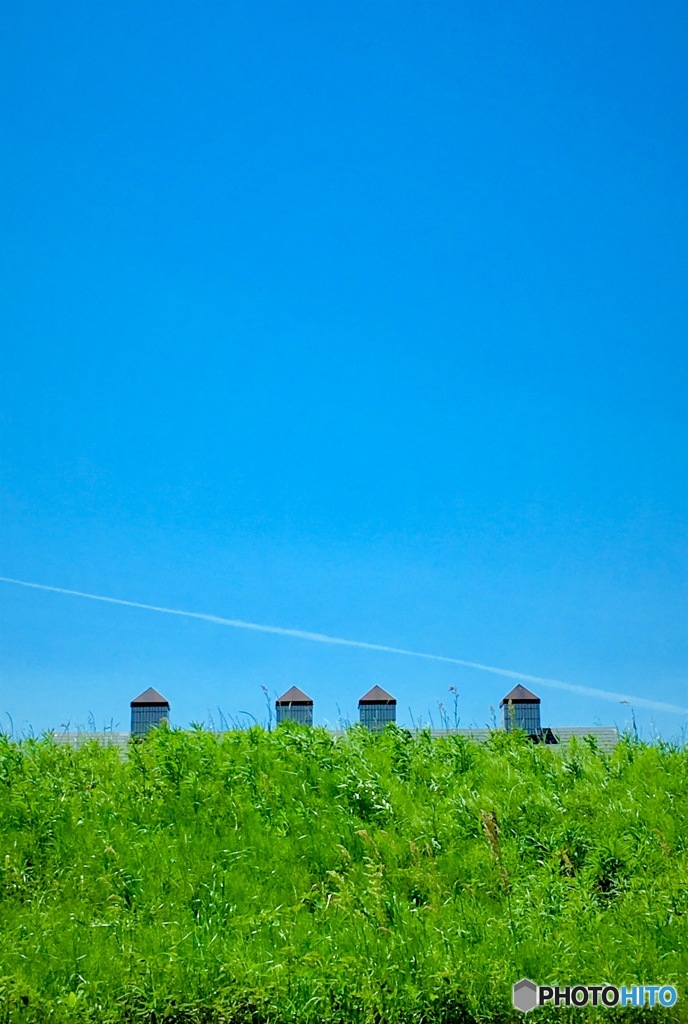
[0,725,685,1023]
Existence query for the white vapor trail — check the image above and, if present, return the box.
[1,575,686,716]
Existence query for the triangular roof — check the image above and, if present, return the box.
[358,685,396,705]
[275,685,313,705]
[130,686,169,707]
[500,684,540,706]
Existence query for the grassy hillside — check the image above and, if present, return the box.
[0,725,685,1023]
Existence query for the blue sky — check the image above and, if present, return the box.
[1,1,686,739]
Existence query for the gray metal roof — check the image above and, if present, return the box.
[130,687,169,707]
[545,727,619,752]
[46,724,620,755]
[275,686,313,706]
[430,726,619,753]
[51,731,130,751]
[359,685,396,705]
[500,684,540,706]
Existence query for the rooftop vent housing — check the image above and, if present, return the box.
[130,687,170,737]
[275,686,313,726]
[359,685,396,732]
[500,685,541,734]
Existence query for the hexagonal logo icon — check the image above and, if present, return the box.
[513,978,538,1013]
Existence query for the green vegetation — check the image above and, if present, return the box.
[0,725,685,1023]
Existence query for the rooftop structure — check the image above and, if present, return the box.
[42,683,620,753]
[500,684,541,734]
[275,686,313,726]
[359,685,396,732]
[130,687,170,737]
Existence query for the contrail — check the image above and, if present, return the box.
[1,575,686,716]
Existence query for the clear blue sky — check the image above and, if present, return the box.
[1,1,686,739]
